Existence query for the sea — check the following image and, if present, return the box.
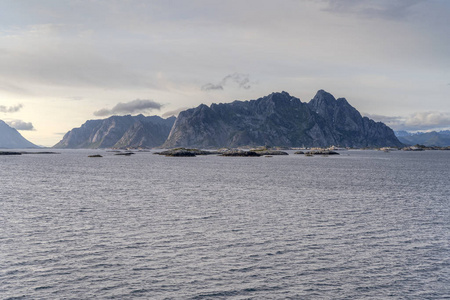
[1,149,449,299]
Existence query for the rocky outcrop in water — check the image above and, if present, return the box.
[54,115,176,149]
[114,152,135,156]
[0,151,59,155]
[155,148,219,157]
[0,151,22,155]
[295,150,340,156]
[0,120,38,149]
[220,150,261,157]
[250,147,289,155]
[163,90,403,148]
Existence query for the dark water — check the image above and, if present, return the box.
[1,150,449,299]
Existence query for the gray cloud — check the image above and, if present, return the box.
[366,111,450,131]
[202,73,253,91]
[94,99,163,116]
[162,107,190,118]
[224,73,252,89]
[201,83,224,91]
[364,114,402,122]
[322,0,425,20]
[6,119,35,131]
[0,104,23,113]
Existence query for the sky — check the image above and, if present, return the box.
[0,0,449,146]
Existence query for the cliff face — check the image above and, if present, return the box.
[0,120,38,148]
[54,115,175,149]
[163,90,403,148]
[308,90,403,148]
[164,92,335,148]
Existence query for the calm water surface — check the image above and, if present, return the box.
[1,150,449,299]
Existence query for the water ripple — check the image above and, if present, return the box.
[1,150,449,299]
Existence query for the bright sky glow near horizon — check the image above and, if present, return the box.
[0,0,449,146]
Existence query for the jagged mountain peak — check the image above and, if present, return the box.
[267,91,292,98]
[309,91,361,118]
[220,91,295,107]
[311,89,336,104]
[260,91,295,102]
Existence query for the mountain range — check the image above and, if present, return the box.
[0,120,38,149]
[163,90,402,148]
[54,115,175,149]
[395,130,450,147]
[51,90,403,149]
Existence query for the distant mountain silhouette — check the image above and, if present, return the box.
[396,130,450,147]
[0,120,38,148]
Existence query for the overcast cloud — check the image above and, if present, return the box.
[94,99,163,117]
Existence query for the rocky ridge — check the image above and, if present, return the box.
[163,90,403,148]
[54,90,403,149]
[54,115,175,149]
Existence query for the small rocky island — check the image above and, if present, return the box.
[295,150,340,156]
[154,146,342,157]
[0,151,22,155]
[155,147,290,157]
[220,150,261,157]
[0,151,60,155]
[114,152,135,156]
[249,146,289,156]
[154,148,219,157]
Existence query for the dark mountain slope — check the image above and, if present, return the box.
[54,115,175,149]
[164,90,402,148]
[308,90,402,147]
